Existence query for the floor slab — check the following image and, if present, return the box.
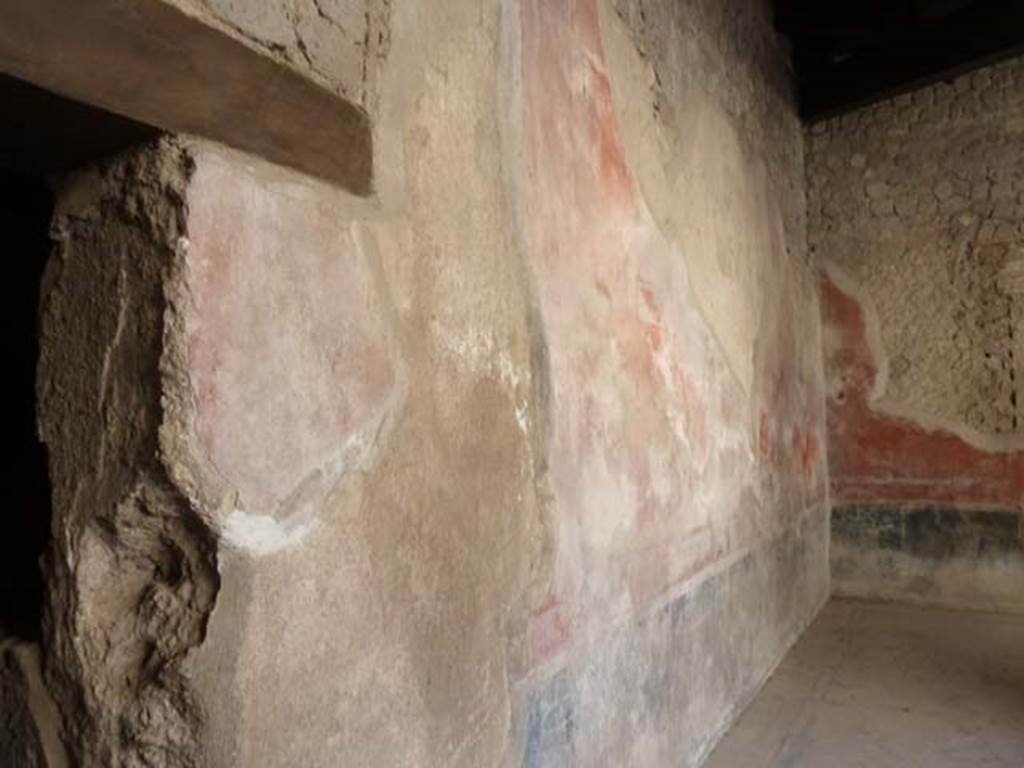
[705,599,1024,767]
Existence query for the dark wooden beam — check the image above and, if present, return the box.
[0,0,372,193]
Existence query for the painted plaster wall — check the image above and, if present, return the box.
[30,0,827,765]
[179,0,825,763]
[514,2,827,763]
[519,0,824,665]
[176,131,547,767]
[808,59,1024,611]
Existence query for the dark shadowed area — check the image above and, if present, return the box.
[1,170,53,641]
[774,0,1024,118]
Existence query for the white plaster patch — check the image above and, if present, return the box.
[515,401,530,434]
[439,326,520,385]
[221,509,318,556]
[215,430,381,557]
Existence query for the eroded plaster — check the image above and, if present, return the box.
[25,1,834,765]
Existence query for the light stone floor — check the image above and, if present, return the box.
[705,599,1024,768]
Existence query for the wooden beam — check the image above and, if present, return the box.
[0,0,372,193]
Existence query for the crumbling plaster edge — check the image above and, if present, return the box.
[822,260,1024,454]
[157,139,408,560]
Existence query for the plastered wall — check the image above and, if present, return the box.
[808,58,1024,612]
[27,0,828,765]
[515,2,827,763]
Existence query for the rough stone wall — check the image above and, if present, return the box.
[808,58,1024,437]
[36,140,219,767]
[30,0,827,765]
[808,58,1024,612]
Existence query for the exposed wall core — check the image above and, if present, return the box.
[809,58,1024,438]
[37,140,219,766]
[809,56,1024,612]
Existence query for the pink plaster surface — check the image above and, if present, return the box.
[821,274,1024,509]
[520,0,825,668]
[183,156,396,519]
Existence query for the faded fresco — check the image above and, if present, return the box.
[518,0,827,671]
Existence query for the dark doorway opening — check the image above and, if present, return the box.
[0,74,159,642]
[2,171,54,641]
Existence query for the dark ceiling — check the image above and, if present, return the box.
[774,0,1024,121]
[0,74,158,178]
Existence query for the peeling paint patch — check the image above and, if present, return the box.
[807,60,1024,437]
[821,270,1024,508]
